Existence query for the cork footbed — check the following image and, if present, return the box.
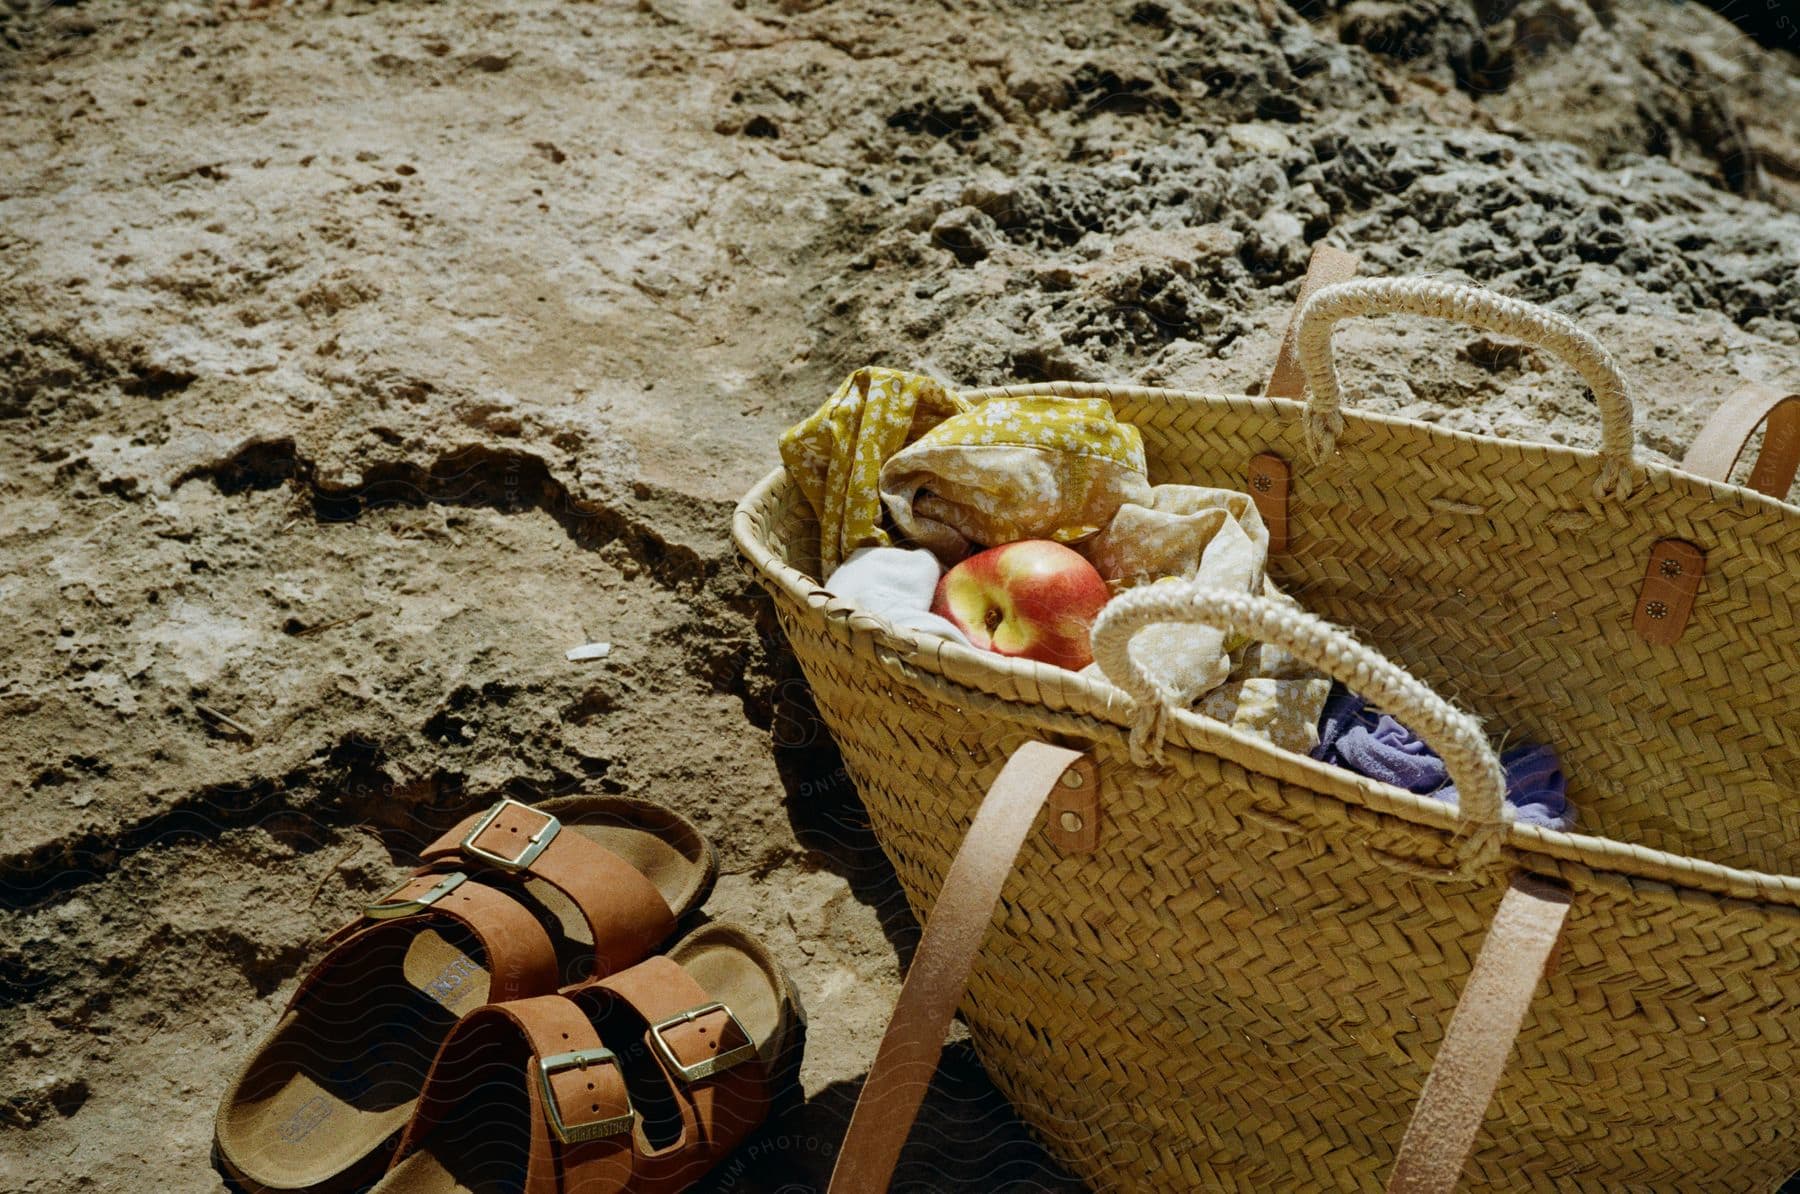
[370,923,802,1194]
[214,796,716,1194]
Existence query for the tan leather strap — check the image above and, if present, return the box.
[297,874,560,1009]
[580,956,771,1189]
[514,996,637,1194]
[394,995,635,1194]
[1681,383,1800,500]
[1386,874,1572,1193]
[1265,243,1360,399]
[827,741,1085,1194]
[423,799,677,976]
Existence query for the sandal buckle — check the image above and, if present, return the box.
[461,798,561,871]
[648,1001,758,1083]
[364,870,467,920]
[538,1048,634,1143]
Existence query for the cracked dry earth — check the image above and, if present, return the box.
[2,1,1797,1190]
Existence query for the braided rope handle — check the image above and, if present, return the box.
[1091,583,1508,877]
[1295,278,1640,496]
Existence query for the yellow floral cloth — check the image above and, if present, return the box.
[878,396,1149,564]
[778,367,967,575]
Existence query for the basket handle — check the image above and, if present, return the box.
[1090,582,1508,877]
[1387,872,1571,1193]
[1295,278,1640,496]
[828,741,1088,1194]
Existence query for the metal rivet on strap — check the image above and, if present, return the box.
[1047,755,1100,854]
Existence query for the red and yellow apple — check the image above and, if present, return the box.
[931,540,1109,670]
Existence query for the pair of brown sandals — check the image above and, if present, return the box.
[214,794,803,1194]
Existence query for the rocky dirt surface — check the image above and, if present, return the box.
[1,1,1796,1190]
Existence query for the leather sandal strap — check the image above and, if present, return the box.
[510,996,639,1194]
[1681,383,1800,500]
[394,997,636,1194]
[585,956,770,1176]
[293,873,559,1011]
[422,798,678,976]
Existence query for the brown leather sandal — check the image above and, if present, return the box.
[214,794,716,1194]
[369,922,804,1194]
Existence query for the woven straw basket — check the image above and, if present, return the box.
[733,279,1800,1191]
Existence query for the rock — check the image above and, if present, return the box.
[930,204,1000,265]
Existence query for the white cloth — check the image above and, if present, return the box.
[1079,485,1270,707]
[823,547,971,645]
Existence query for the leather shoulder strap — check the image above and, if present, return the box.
[1266,243,1361,399]
[827,742,1085,1194]
[1680,383,1800,500]
[1385,873,1571,1194]
[830,748,1562,1194]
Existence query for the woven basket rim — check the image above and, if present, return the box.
[736,387,1800,907]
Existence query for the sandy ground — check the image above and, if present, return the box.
[1,1,1796,1190]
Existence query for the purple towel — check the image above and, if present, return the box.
[1333,713,1448,794]
[1446,743,1571,829]
[1313,685,1574,830]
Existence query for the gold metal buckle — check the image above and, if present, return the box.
[461,798,561,871]
[537,1048,633,1143]
[647,1002,758,1083]
[364,871,467,920]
